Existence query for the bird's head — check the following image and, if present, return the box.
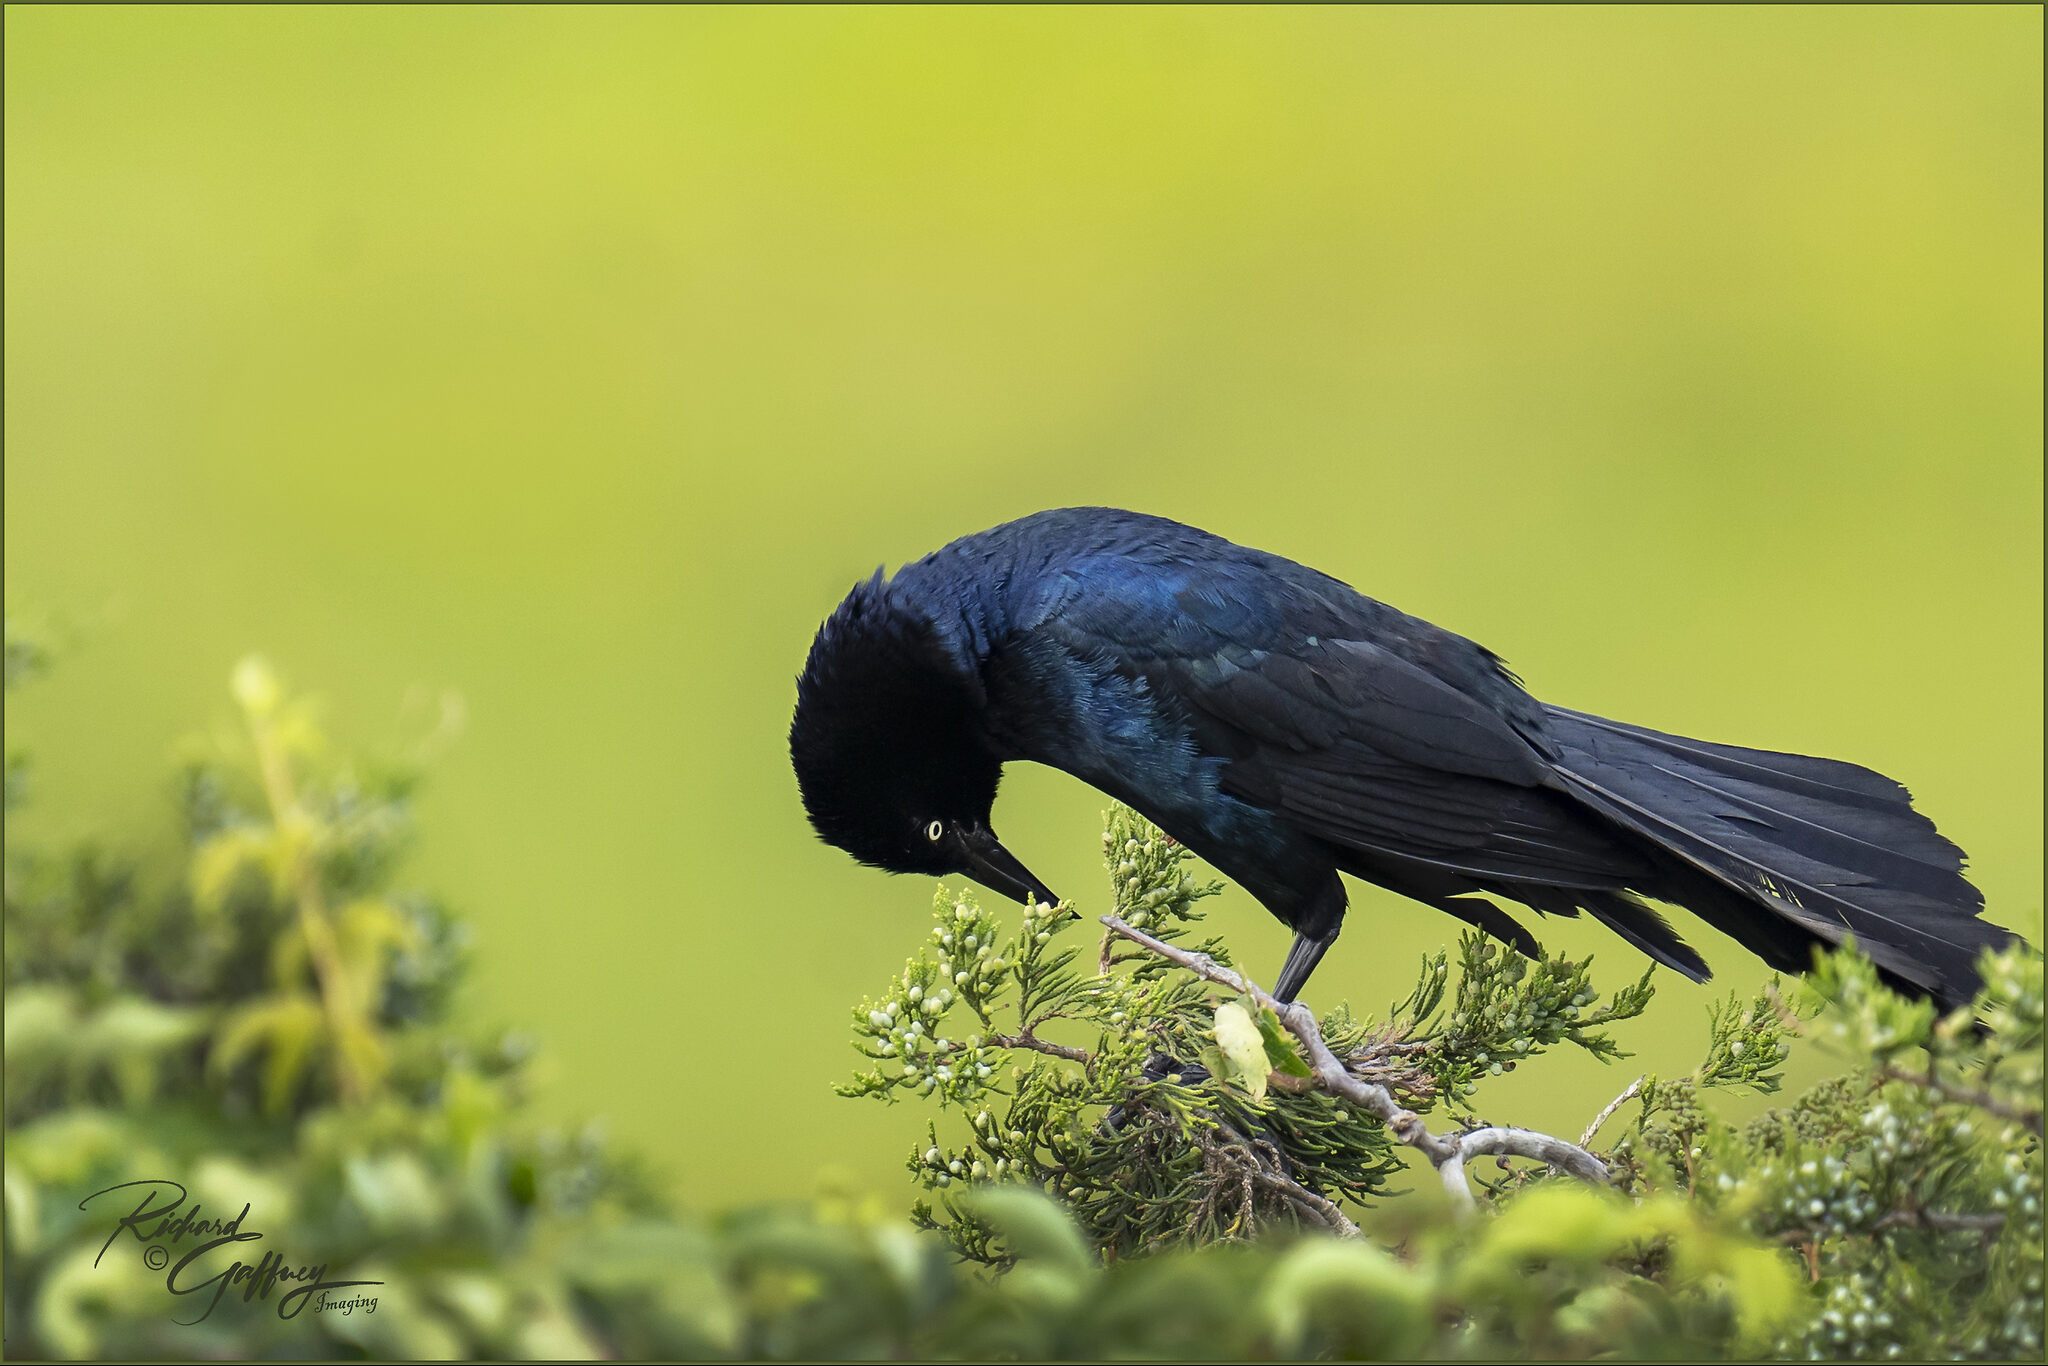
[790,572,1058,908]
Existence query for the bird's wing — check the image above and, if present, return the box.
[1178,637,1648,887]
[1035,557,1646,889]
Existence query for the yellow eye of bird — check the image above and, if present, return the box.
[925,820,944,843]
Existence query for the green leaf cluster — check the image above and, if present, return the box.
[6,621,2040,1361]
[845,802,1678,1256]
[848,796,2044,1360]
[1609,942,2046,1360]
[2,640,678,1358]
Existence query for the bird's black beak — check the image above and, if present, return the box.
[957,824,1059,908]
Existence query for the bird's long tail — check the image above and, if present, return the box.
[1541,706,2016,1010]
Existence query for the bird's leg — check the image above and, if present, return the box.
[1274,931,1336,1004]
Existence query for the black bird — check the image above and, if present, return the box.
[790,508,2016,1009]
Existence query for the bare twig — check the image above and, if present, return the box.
[1201,1118,1364,1237]
[1102,914,1610,1213]
[988,1031,1091,1064]
[1580,1076,1645,1148]
[1251,1165,1362,1236]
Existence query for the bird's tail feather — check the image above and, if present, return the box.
[1489,880,1712,983]
[1541,706,2015,1009]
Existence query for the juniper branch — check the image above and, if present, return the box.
[1200,1119,1363,1237]
[1101,913,1610,1211]
[1777,1208,2007,1243]
[1879,1062,2044,1137]
[987,1031,1091,1064]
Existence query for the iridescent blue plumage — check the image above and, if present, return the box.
[791,508,2012,1006]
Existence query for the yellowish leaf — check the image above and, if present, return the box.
[1214,1000,1271,1102]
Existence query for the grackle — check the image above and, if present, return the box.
[790,508,2018,1008]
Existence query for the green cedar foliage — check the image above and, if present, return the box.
[845,801,2043,1360]
[3,625,2039,1360]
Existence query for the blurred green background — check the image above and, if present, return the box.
[6,5,2041,1212]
